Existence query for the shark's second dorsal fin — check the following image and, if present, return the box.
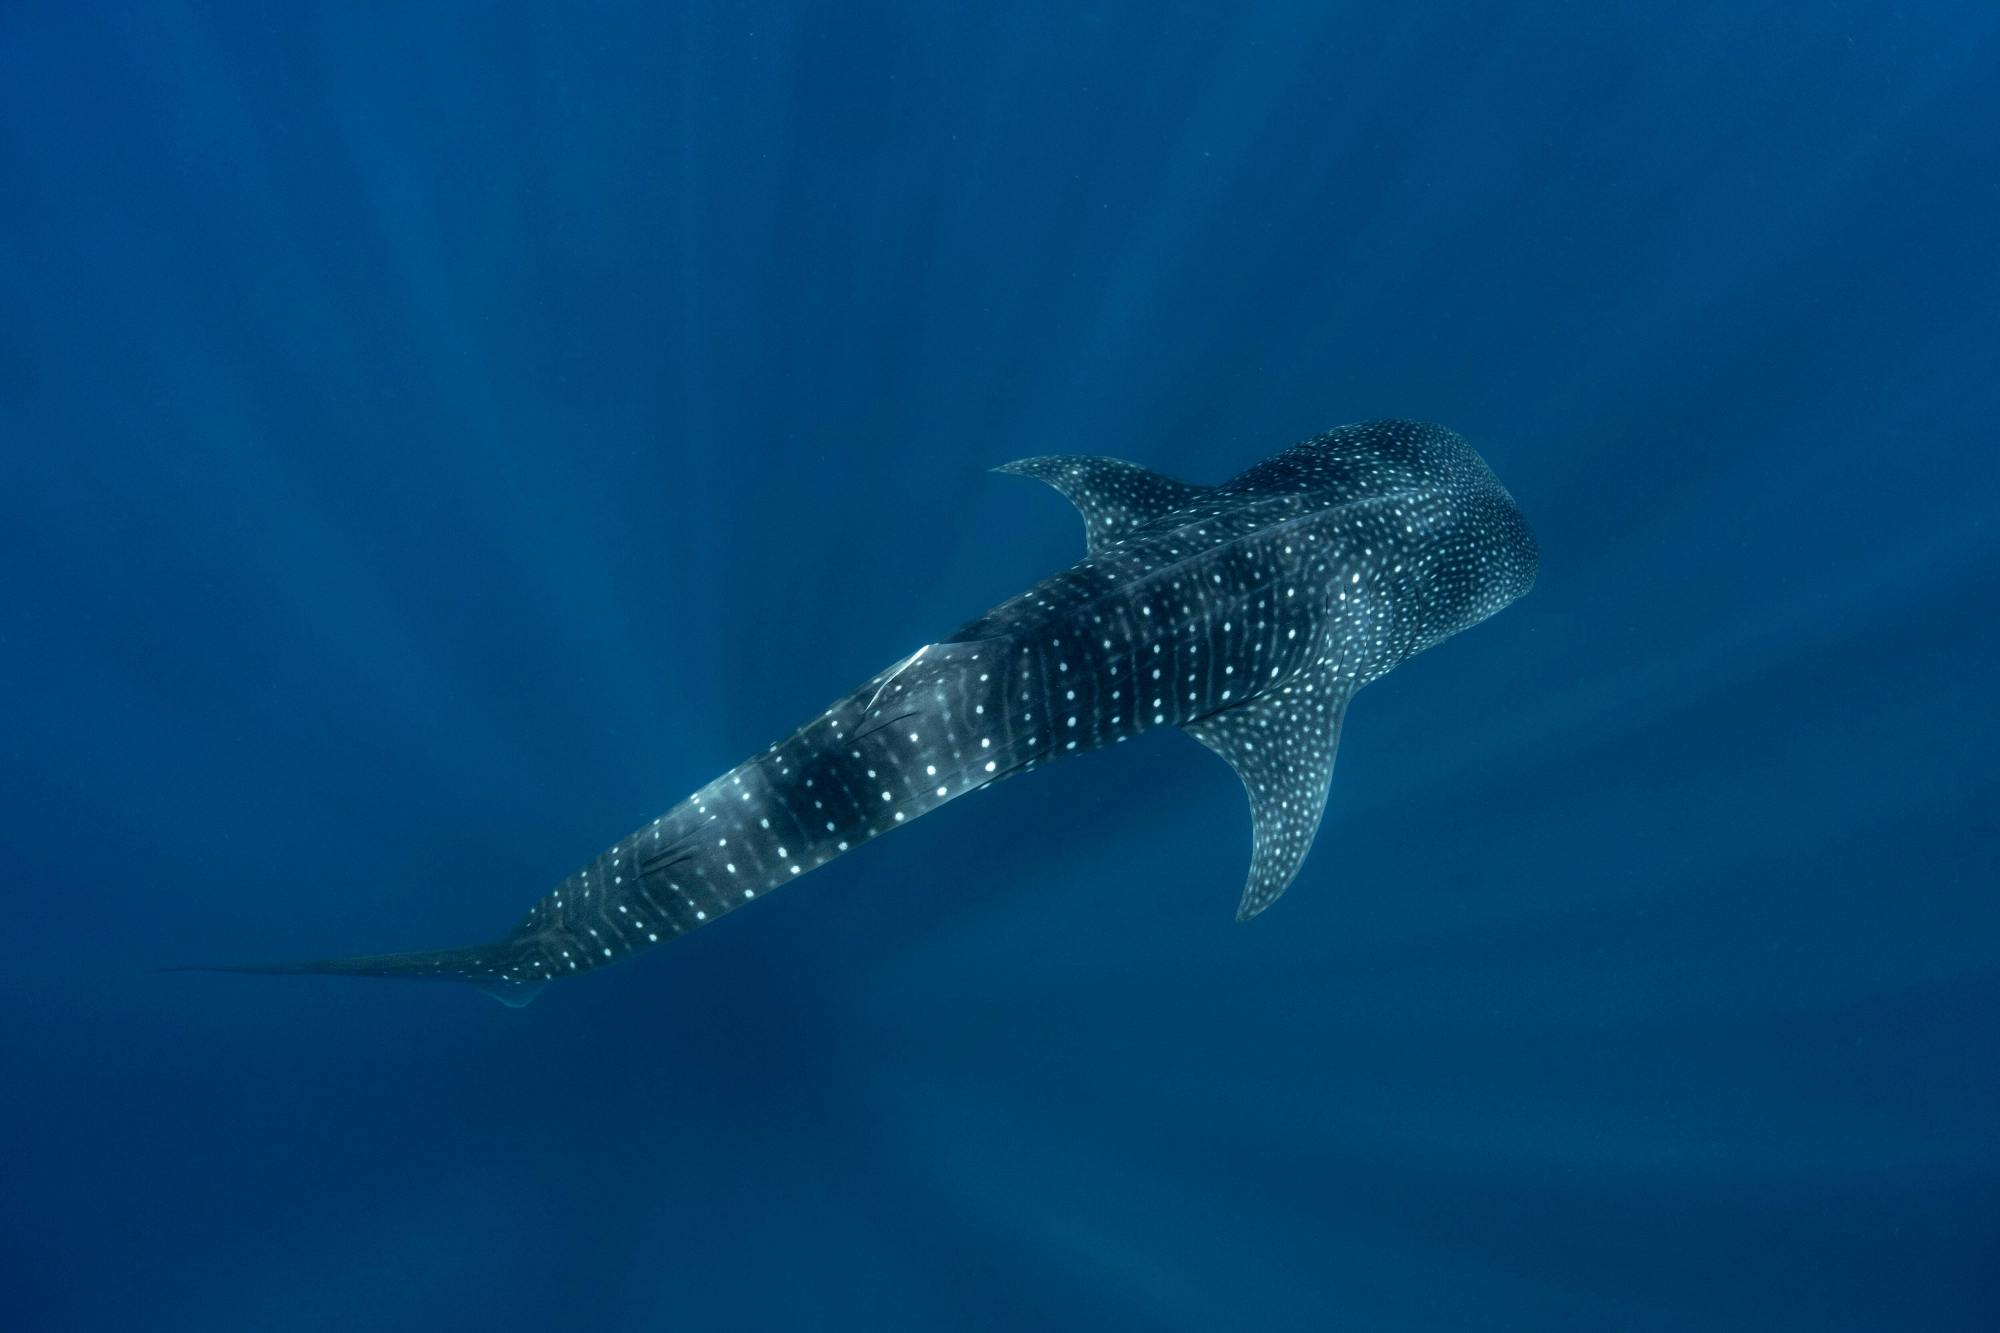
[994,455,1208,552]
[1182,678,1352,921]
[475,976,547,1008]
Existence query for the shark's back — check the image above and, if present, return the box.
[1216,419,1461,502]
[954,421,1526,643]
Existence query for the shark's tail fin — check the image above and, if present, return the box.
[163,942,547,1008]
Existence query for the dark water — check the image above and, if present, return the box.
[4,3,1996,1329]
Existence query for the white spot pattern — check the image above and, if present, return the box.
[341,422,1533,999]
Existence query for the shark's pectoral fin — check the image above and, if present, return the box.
[1182,680,1352,921]
[993,455,1209,552]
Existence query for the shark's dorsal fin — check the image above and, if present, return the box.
[994,455,1208,552]
[1182,677,1352,921]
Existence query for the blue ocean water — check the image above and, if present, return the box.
[3,1,1996,1328]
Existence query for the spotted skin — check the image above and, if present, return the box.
[190,421,1536,1005]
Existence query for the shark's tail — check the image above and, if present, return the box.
[163,941,547,1008]
[171,641,1028,1010]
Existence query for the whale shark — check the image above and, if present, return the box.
[185,420,1537,1006]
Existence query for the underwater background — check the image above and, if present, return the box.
[3,2,1996,1329]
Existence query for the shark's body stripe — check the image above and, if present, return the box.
[185,421,1536,1003]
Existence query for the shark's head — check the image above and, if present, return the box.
[1454,431,1538,607]
[1490,478,1539,607]
[1407,442,1539,655]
